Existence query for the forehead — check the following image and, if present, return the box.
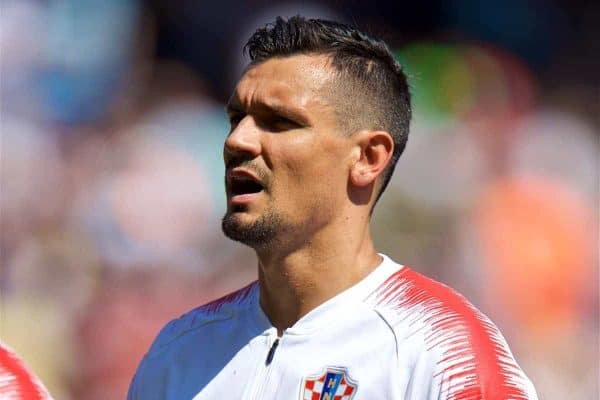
[230,54,336,112]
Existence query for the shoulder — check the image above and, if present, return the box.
[149,281,258,354]
[128,282,259,399]
[366,266,537,399]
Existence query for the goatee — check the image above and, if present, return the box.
[221,208,283,249]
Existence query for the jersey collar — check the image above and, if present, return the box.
[251,254,402,336]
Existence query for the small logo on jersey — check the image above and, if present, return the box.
[300,367,357,400]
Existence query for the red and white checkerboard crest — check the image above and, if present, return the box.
[300,366,358,400]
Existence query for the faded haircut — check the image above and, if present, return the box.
[244,16,411,206]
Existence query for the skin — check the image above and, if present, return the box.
[223,54,394,334]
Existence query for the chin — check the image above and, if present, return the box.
[222,209,251,228]
[221,208,283,249]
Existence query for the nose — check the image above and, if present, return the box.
[224,116,262,165]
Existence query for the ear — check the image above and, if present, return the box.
[349,130,394,188]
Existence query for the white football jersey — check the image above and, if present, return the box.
[0,343,53,400]
[128,255,538,400]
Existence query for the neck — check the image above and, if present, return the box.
[256,217,382,335]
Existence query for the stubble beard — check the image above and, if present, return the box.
[221,206,285,251]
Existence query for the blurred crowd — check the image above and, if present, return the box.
[0,1,597,399]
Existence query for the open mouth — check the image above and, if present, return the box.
[227,169,266,199]
[230,177,264,196]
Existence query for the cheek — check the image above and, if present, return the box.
[273,135,348,197]
[276,137,318,174]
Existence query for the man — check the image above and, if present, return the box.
[128,16,538,399]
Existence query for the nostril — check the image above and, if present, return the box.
[224,123,261,157]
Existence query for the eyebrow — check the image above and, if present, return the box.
[225,96,310,126]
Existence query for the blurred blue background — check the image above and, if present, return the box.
[1,1,598,399]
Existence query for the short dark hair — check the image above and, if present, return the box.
[244,16,411,206]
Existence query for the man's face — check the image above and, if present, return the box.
[222,54,354,249]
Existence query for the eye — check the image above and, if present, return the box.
[267,115,300,132]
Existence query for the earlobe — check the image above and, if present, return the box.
[350,164,371,187]
[349,130,394,188]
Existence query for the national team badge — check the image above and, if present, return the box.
[300,366,358,400]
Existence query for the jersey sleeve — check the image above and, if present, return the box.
[368,266,539,400]
[125,317,178,400]
[126,368,140,400]
[425,324,539,400]
[126,282,258,400]
[0,343,53,400]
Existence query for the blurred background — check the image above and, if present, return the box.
[0,0,598,399]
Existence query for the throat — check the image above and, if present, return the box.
[256,228,381,332]
[257,253,378,332]
[257,262,316,332]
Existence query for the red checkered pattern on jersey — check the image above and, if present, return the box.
[302,375,356,400]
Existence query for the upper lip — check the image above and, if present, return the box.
[226,167,264,188]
